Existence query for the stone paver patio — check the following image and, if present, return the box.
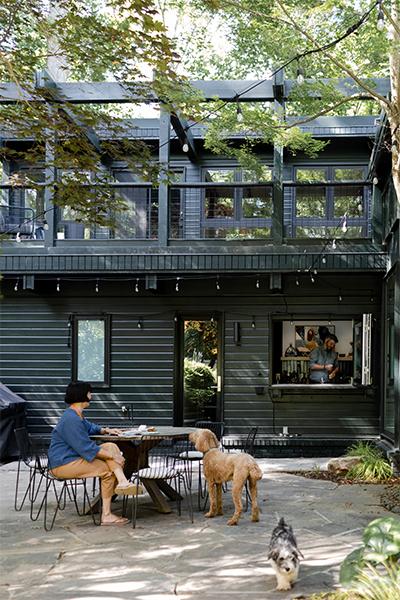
[0,457,393,599]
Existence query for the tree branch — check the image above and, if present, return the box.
[274,0,391,109]
[279,94,368,129]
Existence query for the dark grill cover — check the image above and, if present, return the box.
[0,383,26,461]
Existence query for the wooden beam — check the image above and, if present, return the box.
[170,113,198,162]
[0,78,390,104]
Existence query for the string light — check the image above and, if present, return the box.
[236,101,244,123]
[137,317,143,329]
[135,277,139,293]
[295,277,300,286]
[216,276,220,291]
[16,232,21,243]
[372,176,379,185]
[310,272,315,283]
[338,291,343,302]
[377,1,385,30]
[313,269,318,275]
[322,256,327,264]
[14,278,19,292]
[296,64,305,85]
[174,315,178,323]
[256,278,260,289]
[290,315,294,325]
[341,215,348,233]
[56,278,60,292]
[175,277,180,292]
[95,279,99,293]
[251,316,256,329]
[182,142,189,153]
[332,239,337,250]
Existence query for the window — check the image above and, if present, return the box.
[203,166,272,239]
[272,317,372,385]
[291,166,370,239]
[72,316,110,387]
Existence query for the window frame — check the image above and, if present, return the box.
[72,314,111,388]
[201,166,273,236]
[271,315,373,387]
[291,165,370,239]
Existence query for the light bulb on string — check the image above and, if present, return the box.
[290,315,294,326]
[372,176,379,186]
[377,3,385,30]
[296,65,305,85]
[135,277,139,293]
[295,277,300,286]
[56,278,60,293]
[338,291,343,302]
[137,317,143,329]
[175,277,180,292]
[182,142,189,153]
[341,215,348,233]
[14,278,19,292]
[216,276,220,291]
[236,102,244,123]
[310,272,315,283]
[95,279,99,293]
[251,316,256,329]
[357,196,363,213]
[322,256,327,264]
[256,278,260,289]
[332,239,337,250]
[313,269,318,275]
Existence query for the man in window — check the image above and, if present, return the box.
[309,336,339,384]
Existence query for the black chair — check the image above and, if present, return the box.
[194,420,225,443]
[242,427,258,457]
[32,460,101,531]
[14,427,48,514]
[125,436,194,528]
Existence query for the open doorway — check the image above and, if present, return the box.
[175,315,221,425]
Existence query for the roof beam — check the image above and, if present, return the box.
[170,112,198,162]
[0,78,390,104]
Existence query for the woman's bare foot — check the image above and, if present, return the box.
[101,513,129,526]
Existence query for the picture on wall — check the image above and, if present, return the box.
[295,325,335,354]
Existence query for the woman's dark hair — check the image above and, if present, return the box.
[65,381,92,404]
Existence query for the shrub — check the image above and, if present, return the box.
[345,442,393,482]
[184,360,216,409]
[340,517,400,598]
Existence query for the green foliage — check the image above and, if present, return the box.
[340,517,400,593]
[184,359,216,408]
[345,442,394,482]
[0,0,203,224]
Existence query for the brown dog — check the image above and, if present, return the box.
[189,428,263,526]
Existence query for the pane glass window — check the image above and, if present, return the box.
[296,169,327,182]
[75,318,109,385]
[334,186,364,217]
[242,187,272,217]
[204,169,235,183]
[205,190,234,218]
[333,168,364,181]
[204,227,270,239]
[296,226,363,238]
[296,187,326,217]
[242,166,272,182]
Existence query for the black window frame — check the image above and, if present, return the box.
[72,314,111,388]
[289,165,370,239]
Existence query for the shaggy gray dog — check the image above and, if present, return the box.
[268,518,303,591]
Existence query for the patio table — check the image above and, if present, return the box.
[92,426,197,513]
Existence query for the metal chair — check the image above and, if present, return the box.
[32,459,101,531]
[243,427,258,457]
[126,436,194,527]
[13,427,48,514]
[194,421,225,445]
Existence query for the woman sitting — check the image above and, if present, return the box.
[48,381,134,526]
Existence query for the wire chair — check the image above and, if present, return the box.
[13,427,48,513]
[194,421,225,443]
[124,436,194,528]
[31,458,101,531]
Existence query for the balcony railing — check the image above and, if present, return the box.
[0,180,373,244]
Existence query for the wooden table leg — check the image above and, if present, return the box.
[142,480,172,513]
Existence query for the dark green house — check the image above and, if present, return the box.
[0,76,398,460]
